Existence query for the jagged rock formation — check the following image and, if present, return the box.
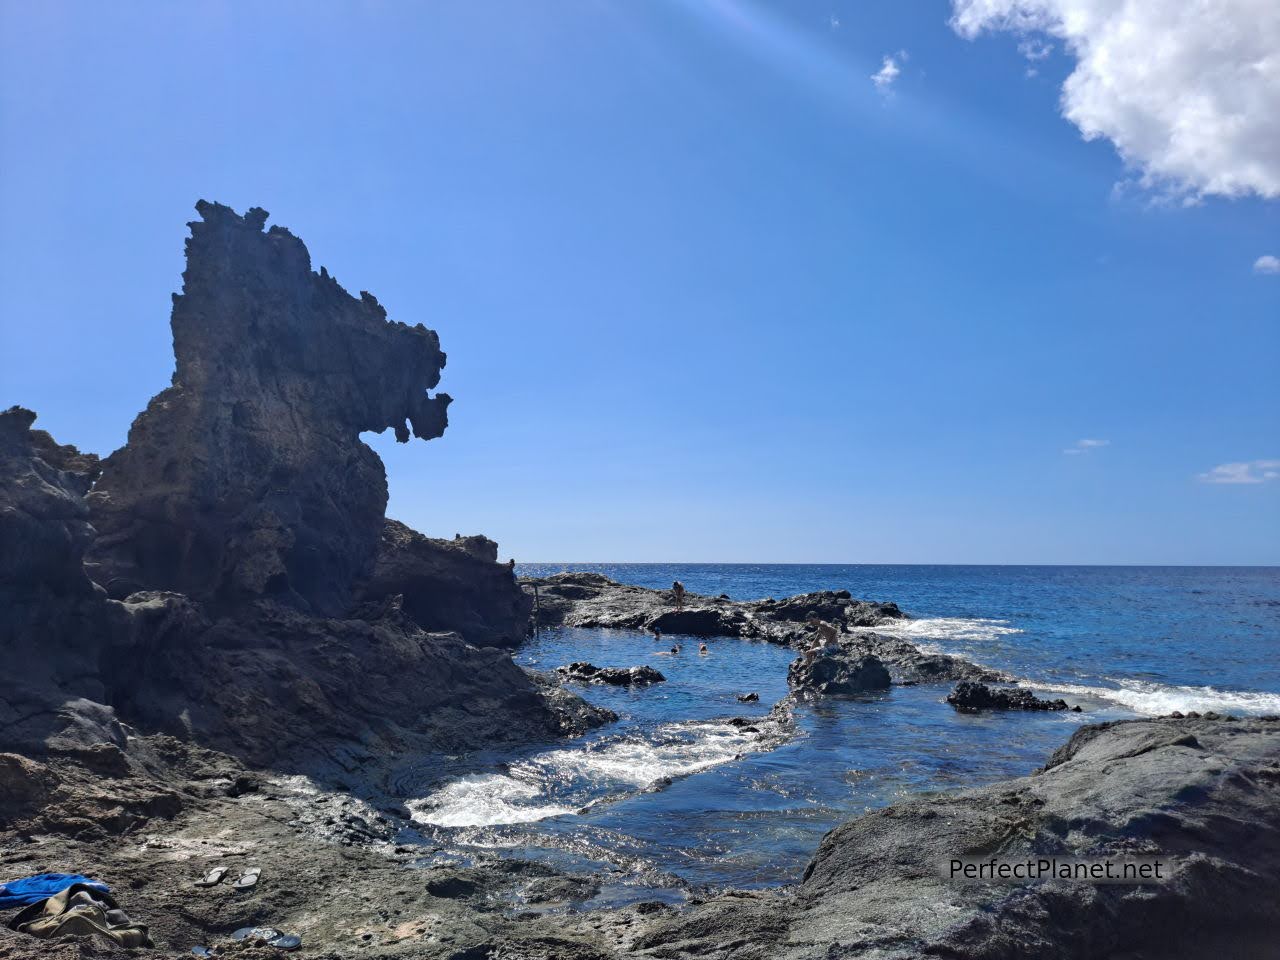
[86,201,453,616]
[787,652,890,697]
[2,205,607,789]
[947,680,1074,713]
[556,662,666,686]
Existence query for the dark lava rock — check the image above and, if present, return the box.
[0,207,608,788]
[556,662,666,686]
[648,606,747,637]
[766,590,906,627]
[788,652,891,698]
[85,201,454,617]
[736,692,760,703]
[947,681,1069,713]
[355,519,532,648]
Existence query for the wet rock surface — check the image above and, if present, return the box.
[787,652,891,698]
[556,663,666,686]
[947,681,1072,713]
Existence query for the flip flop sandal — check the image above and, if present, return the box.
[195,867,228,887]
[231,926,280,942]
[267,934,302,951]
[232,867,262,891]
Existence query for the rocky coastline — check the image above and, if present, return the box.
[3,204,1278,959]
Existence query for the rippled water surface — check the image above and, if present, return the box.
[405,565,1280,901]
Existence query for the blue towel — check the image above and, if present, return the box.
[0,873,109,909]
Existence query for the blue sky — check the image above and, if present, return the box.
[2,1,1277,564]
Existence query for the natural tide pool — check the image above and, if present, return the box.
[400,564,1280,902]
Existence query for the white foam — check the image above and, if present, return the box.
[538,722,757,787]
[854,617,1023,644]
[411,720,770,829]
[410,773,576,828]
[1035,679,1280,717]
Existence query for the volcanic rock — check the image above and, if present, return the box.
[356,519,532,648]
[637,715,1280,959]
[788,652,891,697]
[556,662,666,686]
[947,681,1070,713]
[85,201,453,616]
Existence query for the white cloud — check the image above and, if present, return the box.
[1255,254,1280,275]
[1017,38,1052,61]
[1063,438,1110,455]
[950,0,1280,200]
[871,54,902,92]
[1197,460,1280,484]
[829,14,841,30]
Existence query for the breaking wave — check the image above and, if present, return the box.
[853,616,1024,645]
[1037,679,1280,718]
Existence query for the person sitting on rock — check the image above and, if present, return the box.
[803,614,839,662]
[507,558,516,578]
[672,580,686,610]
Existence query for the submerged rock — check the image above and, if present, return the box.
[788,652,891,698]
[556,662,666,686]
[947,681,1070,713]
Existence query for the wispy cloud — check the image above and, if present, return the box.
[871,53,904,92]
[1017,38,1053,61]
[1254,254,1280,275]
[1197,460,1280,485]
[828,14,841,30]
[1063,438,1110,455]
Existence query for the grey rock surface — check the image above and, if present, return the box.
[635,715,1280,959]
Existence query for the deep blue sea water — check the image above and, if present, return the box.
[405,565,1280,904]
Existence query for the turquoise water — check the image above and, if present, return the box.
[405,565,1280,900]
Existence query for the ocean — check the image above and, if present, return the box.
[403,564,1280,904]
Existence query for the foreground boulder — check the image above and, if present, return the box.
[947,681,1071,713]
[556,662,666,686]
[788,652,891,697]
[636,715,1280,959]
